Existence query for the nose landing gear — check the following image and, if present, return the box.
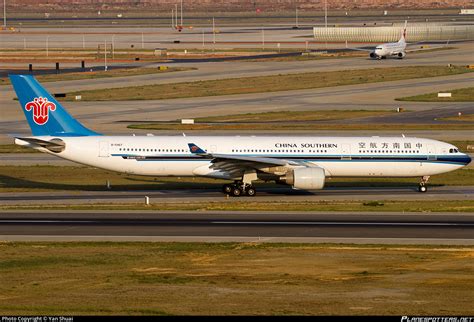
[418,176,430,193]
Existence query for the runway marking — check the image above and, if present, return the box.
[0,220,96,223]
[211,221,473,226]
[0,236,473,244]
[0,220,472,227]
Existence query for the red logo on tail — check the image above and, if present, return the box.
[25,97,56,125]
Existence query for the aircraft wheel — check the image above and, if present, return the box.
[231,186,243,197]
[222,184,233,194]
[246,186,256,197]
[418,184,427,193]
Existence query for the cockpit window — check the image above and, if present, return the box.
[449,148,459,153]
[376,46,382,49]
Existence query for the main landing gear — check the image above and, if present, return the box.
[222,182,256,197]
[418,176,430,193]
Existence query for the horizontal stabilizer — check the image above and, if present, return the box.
[15,137,65,153]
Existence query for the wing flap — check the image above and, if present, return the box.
[187,142,304,175]
[211,153,299,167]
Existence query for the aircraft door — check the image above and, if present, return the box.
[341,143,351,160]
[99,141,109,157]
[426,144,436,161]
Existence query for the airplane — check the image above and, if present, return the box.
[9,75,471,196]
[371,21,408,59]
[348,21,409,59]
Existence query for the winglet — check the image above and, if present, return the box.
[188,143,207,154]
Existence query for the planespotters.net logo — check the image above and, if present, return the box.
[402,317,474,322]
[25,97,56,125]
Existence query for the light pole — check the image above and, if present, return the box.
[202,29,204,49]
[3,0,6,29]
[324,0,328,49]
[180,0,183,27]
[295,7,298,28]
[104,39,108,71]
[112,34,115,59]
[324,0,327,28]
[212,17,215,44]
[175,4,178,28]
[3,0,7,29]
[171,8,174,29]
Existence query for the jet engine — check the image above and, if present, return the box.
[282,167,325,190]
[369,52,377,59]
[397,51,406,59]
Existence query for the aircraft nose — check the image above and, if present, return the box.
[465,153,472,165]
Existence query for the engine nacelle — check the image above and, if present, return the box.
[397,51,406,58]
[283,167,325,190]
[369,52,376,58]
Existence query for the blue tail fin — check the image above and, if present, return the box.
[9,75,100,136]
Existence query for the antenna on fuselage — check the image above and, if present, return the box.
[182,133,186,137]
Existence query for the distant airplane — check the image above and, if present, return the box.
[347,21,452,60]
[9,75,471,196]
[348,21,408,59]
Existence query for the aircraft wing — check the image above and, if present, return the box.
[346,47,372,52]
[404,44,449,53]
[187,143,303,176]
[15,137,65,152]
[344,42,373,52]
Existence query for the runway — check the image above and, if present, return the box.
[0,211,472,244]
[0,185,472,205]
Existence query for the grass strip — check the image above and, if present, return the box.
[194,110,393,122]
[129,123,474,131]
[0,67,194,86]
[61,65,474,101]
[396,86,474,102]
[2,200,474,212]
[0,242,472,315]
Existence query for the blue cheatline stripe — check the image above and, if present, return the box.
[110,154,469,165]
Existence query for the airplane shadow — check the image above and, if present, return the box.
[0,174,220,193]
[0,174,438,194]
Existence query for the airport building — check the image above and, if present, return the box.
[313,23,474,42]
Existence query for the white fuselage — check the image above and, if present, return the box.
[372,40,407,59]
[19,135,469,180]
